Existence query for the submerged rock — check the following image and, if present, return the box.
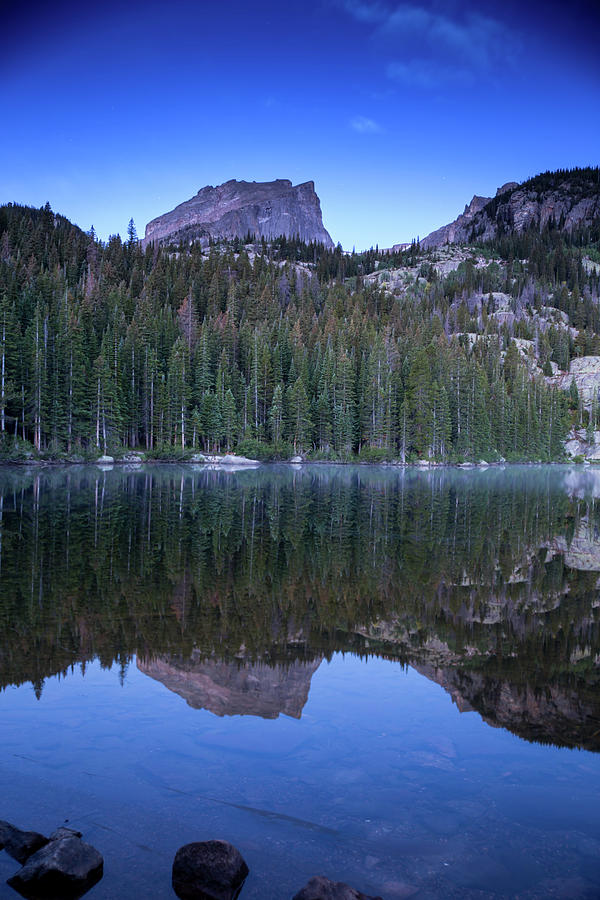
[0,821,48,864]
[172,840,249,900]
[292,876,383,900]
[7,834,103,899]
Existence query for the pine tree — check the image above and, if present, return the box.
[221,389,238,450]
[406,349,434,457]
[286,377,312,452]
[269,383,284,444]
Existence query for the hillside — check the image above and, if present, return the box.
[0,167,599,463]
[422,167,600,249]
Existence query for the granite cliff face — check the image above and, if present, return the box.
[420,193,492,249]
[142,179,334,249]
[422,170,600,248]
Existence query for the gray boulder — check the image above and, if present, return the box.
[292,876,382,900]
[0,821,48,864]
[220,455,259,466]
[172,840,249,900]
[7,834,103,898]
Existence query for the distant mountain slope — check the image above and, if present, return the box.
[142,178,334,249]
[422,167,600,249]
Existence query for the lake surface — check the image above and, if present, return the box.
[0,464,599,899]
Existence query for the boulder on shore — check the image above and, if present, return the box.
[292,876,383,900]
[219,454,259,466]
[7,833,103,898]
[172,840,249,900]
[121,452,143,463]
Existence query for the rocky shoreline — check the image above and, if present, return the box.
[1,823,381,900]
[0,453,574,469]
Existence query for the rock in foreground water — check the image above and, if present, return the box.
[7,834,103,898]
[0,822,49,864]
[172,840,249,900]
[292,876,383,900]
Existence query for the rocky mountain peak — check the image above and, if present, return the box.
[142,178,333,249]
[421,167,600,249]
[464,195,489,216]
[496,181,519,196]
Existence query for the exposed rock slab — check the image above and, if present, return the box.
[562,427,600,461]
[172,840,248,900]
[548,356,600,406]
[143,178,334,249]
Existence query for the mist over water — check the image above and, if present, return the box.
[0,464,599,898]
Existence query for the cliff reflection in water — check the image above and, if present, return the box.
[137,653,321,719]
[0,464,599,746]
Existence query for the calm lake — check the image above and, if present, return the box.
[0,464,599,899]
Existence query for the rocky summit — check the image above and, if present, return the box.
[422,168,600,248]
[142,178,334,249]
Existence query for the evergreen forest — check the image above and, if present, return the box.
[1,179,599,462]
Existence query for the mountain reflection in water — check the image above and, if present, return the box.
[137,654,321,719]
[0,464,599,749]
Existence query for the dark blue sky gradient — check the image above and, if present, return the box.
[2,0,599,249]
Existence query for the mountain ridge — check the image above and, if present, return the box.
[421,167,600,249]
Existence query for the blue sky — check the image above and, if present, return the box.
[2,0,599,250]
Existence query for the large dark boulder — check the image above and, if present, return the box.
[0,822,49,864]
[292,876,383,900]
[172,840,249,900]
[7,834,103,898]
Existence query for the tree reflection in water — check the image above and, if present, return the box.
[0,463,599,750]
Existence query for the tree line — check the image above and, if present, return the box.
[1,197,598,461]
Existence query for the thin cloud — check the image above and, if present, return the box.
[336,0,518,88]
[350,115,383,134]
[381,6,509,69]
[387,59,473,89]
[338,0,388,22]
